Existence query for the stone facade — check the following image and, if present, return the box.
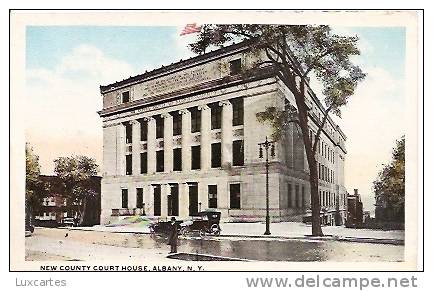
[98,42,347,224]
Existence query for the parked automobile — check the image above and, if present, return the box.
[180,211,221,237]
[148,219,183,234]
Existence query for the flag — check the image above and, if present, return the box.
[180,23,202,36]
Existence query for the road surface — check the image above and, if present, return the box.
[25,228,404,262]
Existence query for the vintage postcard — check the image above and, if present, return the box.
[10,10,422,272]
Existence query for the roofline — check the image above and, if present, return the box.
[100,40,255,93]
[39,175,102,179]
[100,39,346,141]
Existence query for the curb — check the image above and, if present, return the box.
[167,252,249,261]
[217,234,404,245]
[53,227,404,245]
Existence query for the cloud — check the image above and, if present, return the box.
[330,27,373,66]
[308,64,405,212]
[341,67,405,212]
[26,44,136,174]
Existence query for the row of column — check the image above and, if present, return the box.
[127,183,206,218]
[119,101,235,175]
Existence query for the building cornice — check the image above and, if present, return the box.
[98,66,277,118]
[99,40,255,94]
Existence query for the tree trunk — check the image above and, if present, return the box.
[306,152,323,236]
[79,197,88,226]
[291,79,324,237]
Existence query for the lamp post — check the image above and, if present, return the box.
[258,136,276,235]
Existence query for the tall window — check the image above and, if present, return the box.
[190,107,201,133]
[122,91,130,103]
[169,184,179,216]
[153,185,161,216]
[210,104,222,129]
[287,184,292,208]
[121,189,128,208]
[140,152,147,174]
[136,188,143,208]
[156,150,164,172]
[295,185,300,208]
[229,58,242,75]
[232,140,244,166]
[301,186,305,209]
[124,122,132,144]
[173,148,182,171]
[320,165,325,180]
[208,185,218,208]
[211,143,221,168]
[125,154,132,175]
[191,145,201,170]
[155,116,164,139]
[231,98,244,126]
[172,113,182,136]
[139,119,147,141]
[229,183,241,209]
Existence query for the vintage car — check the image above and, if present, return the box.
[148,219,183,234]
[180,211,221,237]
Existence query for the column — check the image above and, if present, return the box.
[287,123,295,168]
[162,113,173,173]
[180,109,191,171]
[145,184,153,216]
[179,183,190,218]
[198,104,211,170]
[220,100,233,166]
[117,123,125,176]
[147,117,156,174]
[161,183,169,218]
[199,182,208,211]
[131,120,141,175]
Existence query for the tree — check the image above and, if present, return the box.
[25,143,48,217]
[53,155,99,226]
[373,136,405,222]
[189,25,365,236]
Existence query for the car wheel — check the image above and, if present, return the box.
[210,224,220,236]
[180,227,189,236]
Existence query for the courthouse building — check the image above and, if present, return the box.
[98,41,347,224]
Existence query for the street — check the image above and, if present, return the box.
[26,228,404,262]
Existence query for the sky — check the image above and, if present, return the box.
[25,26,406,213]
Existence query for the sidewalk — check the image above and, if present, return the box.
[66,221,404,245]
[219,222,404,245]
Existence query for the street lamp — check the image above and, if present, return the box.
[258,136,276,235]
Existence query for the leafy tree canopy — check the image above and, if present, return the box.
[54,155,99,202]
[189,25,365,119]
[374,136,405,208]
[25,143,41,200]
[189,25,366,236]
[26,143,49,214]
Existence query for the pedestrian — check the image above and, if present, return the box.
[168,217,178,254]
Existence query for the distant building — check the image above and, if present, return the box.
[346,189,364,228]
[98,41,348,224]
[34,175,101,227]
